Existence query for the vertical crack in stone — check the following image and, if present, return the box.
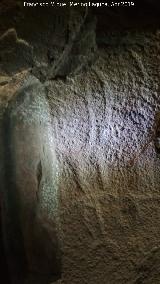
[155,116,160,154]
[36,160,42,203]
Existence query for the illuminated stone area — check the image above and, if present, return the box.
[0,1,160,283]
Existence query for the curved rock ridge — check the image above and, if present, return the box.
[0,76,61,283]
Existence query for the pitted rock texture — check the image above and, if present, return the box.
[44,31,160,284]
[0,3,160,284]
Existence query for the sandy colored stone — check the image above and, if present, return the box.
[0,3,160,284]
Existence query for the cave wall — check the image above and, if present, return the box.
[0,2,160,284]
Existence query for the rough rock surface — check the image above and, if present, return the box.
[45,31,160,284]
[0,2,160,284]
